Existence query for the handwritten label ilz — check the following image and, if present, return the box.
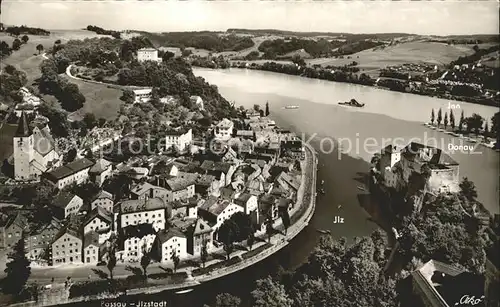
[454,295,484,306]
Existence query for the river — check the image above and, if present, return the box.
[72,68,499,307]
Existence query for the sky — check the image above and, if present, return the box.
[1,0,499,35]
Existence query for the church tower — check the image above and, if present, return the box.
[13,112,34,181]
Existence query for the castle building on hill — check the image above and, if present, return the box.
[13,112,61,182]
[379,142,459,194]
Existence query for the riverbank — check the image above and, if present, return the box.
[422,122,499,151]
[14,143,317,307]
[191,62,499,108]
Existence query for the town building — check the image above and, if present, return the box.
[189,218,213,255]
[133,88,153,104]
[91,190,114,213]
[51,228,83,265]
[198,196,244,238]
[88,158,113,186]
[118,198,171,232]
[165,128,193,152]
[214,118,234,141]
[51,192,84,220]
[411,259,485,307]
[0,214,29,250]
[25,219,61,264]
[84,207,113,234]
[170,197,199,219]
[200,161,235,187]
[13,112,61,181]
[379,143,460,193]
[137,48,162,63]
[121,224,156,262]
[44,158,95,189]
[83,231,100,265]
[190,96,204,110]
[153,227,187,263]
[163,176,197,203]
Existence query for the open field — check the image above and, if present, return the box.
[61,75,124,121]
[0,30,110,83]
[307,41,479,69]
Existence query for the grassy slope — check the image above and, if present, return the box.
[306,41,480,77]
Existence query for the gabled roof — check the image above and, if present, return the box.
[156,227,186,245]
[83,231,99,249]
[92,190,113,202]
[52,227,82,244]
[45,158,94,181]
[234,192,253,206]
[119,198,168,214]
[193,218,212,236]
[89,158,112,174]
[130,182,156,196]
[32,126,56,156]
[3,213,29,230]
[85,206,113,226]
[53,192,81,209]
[165,176,196,192]
[219,186,236,200]
[201,199,233,216]
[122,223,156,240]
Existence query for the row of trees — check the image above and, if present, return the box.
[142,32,254,53]
[86,25,121,39]
[430,108,496,138]
[257,61,375,86]
[258,37,345,58]
[3,25,50,36]
[0,65,27,102]
[0,35,30,57]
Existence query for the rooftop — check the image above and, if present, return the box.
[156,227,186,244]
[120,198,169,214]
[123,223,156,240]
[83,231,100,249]
[45,158,94,181]
[53,192,81,209]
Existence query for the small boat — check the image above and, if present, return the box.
[320,180,325,185]
[176,289,194,294]
[316,229,331,234]
[285,105,300,109]
[357,186,366,191]
[338,98,365,108]
[337,205,342,209]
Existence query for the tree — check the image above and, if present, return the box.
[247,234,255,251]
[21,35,29,44]
[252,276,293,307]
[484,122,489,139]
[459,177,478,202]
[253,104,261,112]
[459,110,465,132]
[265,219,273,243]
[162,51,175,62]
[2,237,31,295]
[214,293,242,307]
[12,38,22,51]
[280,209,291,235]
[140,250,151,278]
[492,112,499,138]
[63,148,77,163]
[172,249,180,273]
[83,113,98,130]
[218,219,238,260]
[450,109,455,130]
[36,44,44,54]
[265,101,270,116]
[200,238,209,268]
[444,112,448,129]
[465,113,485,136]
[0,41,11,57]
[120,89,135,104]
[437,108,442,127]
[60,83,86,112]
[107,248,117,280]
[430,109,435,125]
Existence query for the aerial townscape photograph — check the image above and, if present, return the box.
[0,0,499,306]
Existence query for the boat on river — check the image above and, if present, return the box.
[316,229,331,235]
[176,289,194,294]
[285,105,300,109]
[338,99,365,108]
[357,185,366,191]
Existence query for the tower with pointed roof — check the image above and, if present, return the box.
[13,112,60,181]
[13,112,34,181]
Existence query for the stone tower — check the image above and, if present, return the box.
[13,112,34,181]
[390,145,401,168]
